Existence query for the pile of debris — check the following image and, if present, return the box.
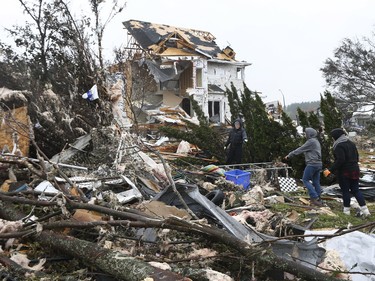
[0,92,374,281]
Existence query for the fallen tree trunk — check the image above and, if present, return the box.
[38,230,191,281]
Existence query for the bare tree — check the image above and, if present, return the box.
[321,36,375,108]
[0,0,127,156]
[89,0,126,70]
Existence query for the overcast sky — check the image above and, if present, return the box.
[1,0,375,105]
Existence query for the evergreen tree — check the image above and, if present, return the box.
[320,90,343,168]
[280,112,298,137]
[308,112,321,131]
[279,111,305,178]
[241,85,272,162]
[279,112,301,153]
[227,83,301,163]
[297,107,309,130]
[226,83,241,124]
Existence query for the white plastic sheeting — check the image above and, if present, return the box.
[35,181,60,194]
[305,230,375,281]
[176,140,191,154]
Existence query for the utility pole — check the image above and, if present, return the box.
[278,89,286,109]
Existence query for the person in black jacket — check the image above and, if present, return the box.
[224,119,248,164]
[323,128,371,217]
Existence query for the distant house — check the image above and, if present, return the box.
[122,19,251,124]
[350,104,374,127]
[265,101,282,119]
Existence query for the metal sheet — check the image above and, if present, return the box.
[181,183,325,268]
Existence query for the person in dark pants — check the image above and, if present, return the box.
[285,127,323,207]
[224,119,247,165]
[323,128,371,217]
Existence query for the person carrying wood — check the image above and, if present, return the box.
[323,128,371,217]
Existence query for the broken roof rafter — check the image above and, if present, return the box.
[124,34,154,61]
[151,31,196,55]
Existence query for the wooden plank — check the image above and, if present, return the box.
[298,197,310,205]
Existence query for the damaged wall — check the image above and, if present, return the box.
[163,92,183,108]
[207,61,245,90]
[207,62,247,122]
[152,58,245,123]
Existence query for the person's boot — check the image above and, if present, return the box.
[310,198,323,207]
[343,207,351,215]
[360,205,371,217]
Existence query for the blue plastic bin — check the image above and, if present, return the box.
[224,169,251,190]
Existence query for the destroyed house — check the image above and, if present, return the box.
[123,19,251,124]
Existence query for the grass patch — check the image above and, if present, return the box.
[269,197,375,231]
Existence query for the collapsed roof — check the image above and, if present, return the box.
[123,19,237,61]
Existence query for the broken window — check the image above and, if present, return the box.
[181,98,191,116]
[196,68,203,88]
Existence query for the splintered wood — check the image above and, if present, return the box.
[0,106,30,156]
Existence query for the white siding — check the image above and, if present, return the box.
[207,62,245,91]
